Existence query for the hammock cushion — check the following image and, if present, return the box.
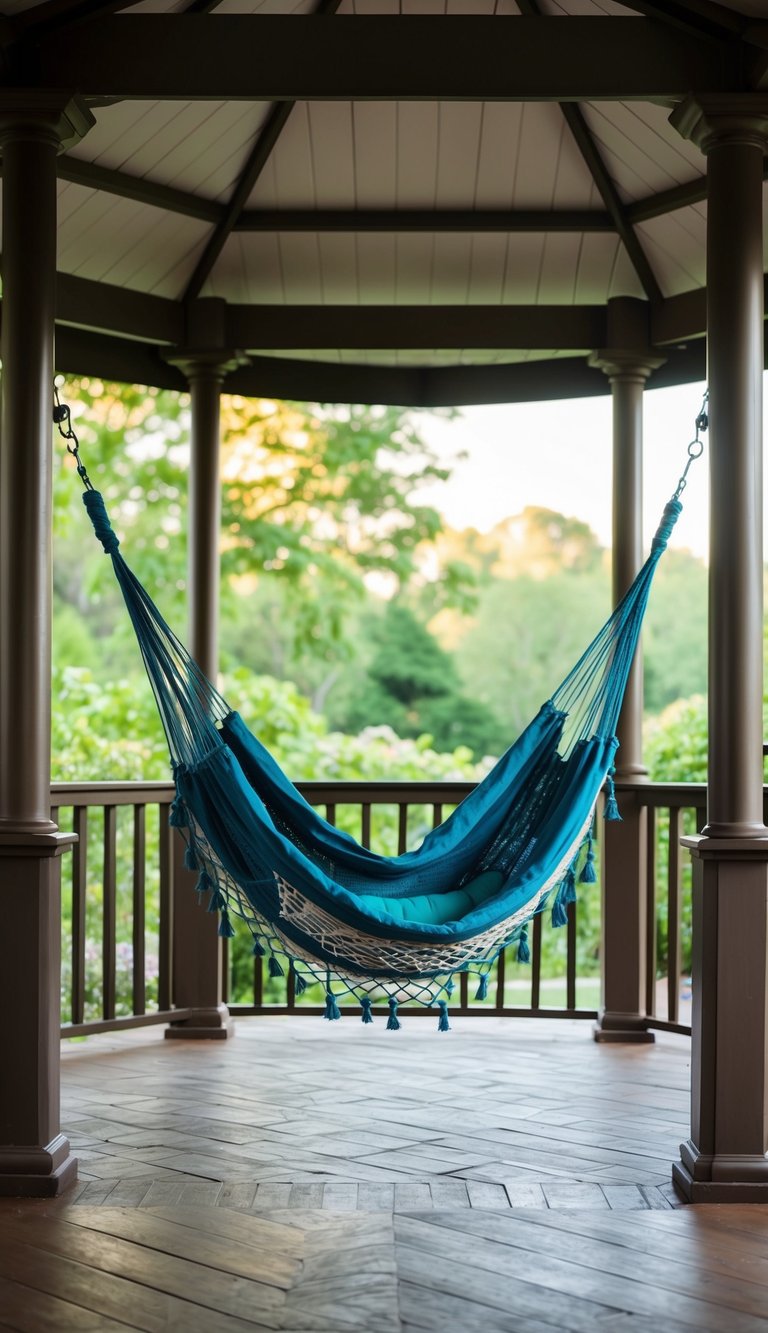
[357,870,504,926]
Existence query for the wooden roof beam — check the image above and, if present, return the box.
[13,17,741,102]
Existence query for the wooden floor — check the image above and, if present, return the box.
[3,1017,768,1330]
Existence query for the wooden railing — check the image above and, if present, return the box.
[52,777,709,1038]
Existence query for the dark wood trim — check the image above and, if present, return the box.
[56,156,222,224]
[55,271,183,344]
[183,0,343,302]
[18,17,739,102]
[611,0,748,41]
[234,207,616,233]
[228,1005,599,1019]
[183,102,294,303]
[61,1008,193,1039]
[224,303,607,349]
[11,0,146,36]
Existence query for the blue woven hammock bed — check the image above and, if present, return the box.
[69,396,705,1029]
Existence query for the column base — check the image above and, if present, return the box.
[593,1009,655,1044]
[165,1003,234,1040]
[673,1139,768,1202]
[0,1134,77,1197]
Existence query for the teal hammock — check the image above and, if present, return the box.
[65,393,706,1029]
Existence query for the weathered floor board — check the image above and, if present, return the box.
[3,1018,767,1329]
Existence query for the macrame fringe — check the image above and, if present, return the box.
[324,989,341,1021]
[169,800,188,829]
[252,938,266,956]
[294,970,308,995]
[603,771,622,821]
[475,973,489,1001]
[184,844,198,872]
[218,912,236,938]
[436,1000,451,1032]
[387,997,401,1031]
[360,995,374,1024]
[579,834,597,883]
[517,927,530,964]
[268,955,284,979]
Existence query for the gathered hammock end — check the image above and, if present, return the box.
[83,489,120,555]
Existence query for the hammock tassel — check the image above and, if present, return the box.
[184,844,199,872]
[387,997,401,1031]
[324,989,341,1021]
[294,970,308,995]
[475,973,489,1002]
[268,955,285,979]
[517,928,530,964]
[603,772,622,821]
[445,977,456,997]
[579,836,597,884]
[218,912,236,939]
[169,800,188,829]
[436,1000,451,1032]
[360,995,374,1024]
[563,867,577,904]
[252,938,266,956]
[551,895,569,929]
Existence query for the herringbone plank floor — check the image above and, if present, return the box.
[6,1020,768,1330]
[57,1017,688,1211]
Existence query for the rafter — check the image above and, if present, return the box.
[515,0,661,305]
[11,0,147,35]
[611,1,748,41]
[234,207,615,233]
[13,17,738,102]
[182,0,343,303]
[56,156,223,224]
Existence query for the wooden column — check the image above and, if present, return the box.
[590,318,663,1043]
[0,96,92,1195]
[670,95,768,1201]
[164,327,246,1039]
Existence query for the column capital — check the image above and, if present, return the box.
[163,347,250,384]
[588,349,665,383]
[670,94,768,154]
[0,93,94,151]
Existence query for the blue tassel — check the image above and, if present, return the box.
[268,955,284,979]
[360,995,374,1024]
[294,971,308,995]
[387,997,401,1031]
[603,772,622,821]
[475,973,489,1001]
[579,839,597,884]
[184,844,198,872]
[324,989,341,1021]
[517,928,530,964]
[436,1000,451,1032]
[169,800,187,828]
[552,897,569,929]
[218,912,236,939]
[445,978,456,997]
[563,867,577,904]
[207,890,225,915]
[252,938,266,956]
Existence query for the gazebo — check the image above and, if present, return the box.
[1,0,768,1217]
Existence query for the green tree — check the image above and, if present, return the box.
[334,601,501,759]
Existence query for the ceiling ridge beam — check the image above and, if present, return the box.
[515,0,661,305]
[182,0,343,304]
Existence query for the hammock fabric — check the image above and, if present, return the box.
[79,467,686,1027]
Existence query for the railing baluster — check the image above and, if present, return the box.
[460,971,469,1008]
[645,805,657,1018]
[158,802,173,1012]
[361,804,371,849]
[398,804,408,854]
[72,806,87,1026]
[495,947,506,1009]
[132,805,146,1016]
[531,914,542,1009]
[432,803,443,829]
[286,964,296,1010]
[103,805,117,1021]
[325,803,336,826]
[254,953,264,1010]
[221,937,230,1005]
[667,806,682,1024]
[566,901,577,1011]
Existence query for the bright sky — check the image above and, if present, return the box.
[414,376,767,562]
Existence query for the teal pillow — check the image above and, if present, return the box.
[361,869,504,926]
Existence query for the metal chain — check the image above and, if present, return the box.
[673,388,708,500]
[53,384,93,490]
